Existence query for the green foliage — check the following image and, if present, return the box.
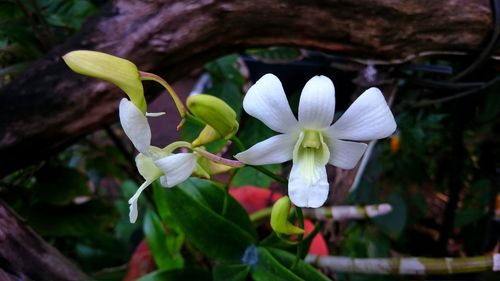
[232,164,281,187]
[143,211,184,271]
[246,47,303,63]
[205,54,245,118]
[153,178,256,261]
[137,268,212,281]
[32,166,90,205]
[0,0,96,82]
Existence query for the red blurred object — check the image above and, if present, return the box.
[303,219,329,256]
[230,186,328,256]
[123,240,156,281]
[229,185,281,213]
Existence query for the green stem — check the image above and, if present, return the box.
[139,71,186,117]
[230,136,288,184]
[292,207,305,270]
[221,172,236,216]
[250,208,273,224]
[306,254,499,275]
[252,165,288,184]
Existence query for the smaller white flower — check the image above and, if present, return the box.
[235,74,396,208]
[119,98,198,223]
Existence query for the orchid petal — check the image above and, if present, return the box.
[128,180,152,223]
[288,132,330,208]
[243,74,298,134]
[135,153,163,182]
[327,88,396,141]
[298,75,336,129]
[119,98,152,156]
[325,138,368,169]
[288,160,329,208]
[234,133,297,165]
[154,153,198,187]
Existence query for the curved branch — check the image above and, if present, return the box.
[0,0,492,176]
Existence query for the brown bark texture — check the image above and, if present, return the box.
[0,201,88,281]
[0,0,493,176]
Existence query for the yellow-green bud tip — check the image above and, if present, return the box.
[63,50,147,113]
[187,94,239,142]
[271,196,304,235]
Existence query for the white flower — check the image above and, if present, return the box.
[119,98,198,223]
[234,74,396,208]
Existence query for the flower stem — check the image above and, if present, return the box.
[292,207,305,270]
[139,71,186,117]
[193,147,245,168]
[230,136,288,184]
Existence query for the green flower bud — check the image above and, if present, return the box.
[63,50,147,113]
[192,125,221,147]
[271,196,304,235]
[187,94,239,143]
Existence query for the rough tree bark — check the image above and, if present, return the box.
[0,201,88,281]
[0,0,493,176]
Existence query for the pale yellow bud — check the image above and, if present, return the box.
[271,196,304,235]
[63,50,146,113]
[187,94,239,142]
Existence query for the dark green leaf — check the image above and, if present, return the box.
[156,178,256,261]
[33,166,90,205]
[266,248,330,281]
[251,247,303,281]
[143,211,184,271]
[232,164,281,187]
[28,200,118,237]
[246,47,303,63]
[213,263,250,281]
[372,194,407,238]
[137,268,212,281]
[179,178,257,239]
[237,117,276,148]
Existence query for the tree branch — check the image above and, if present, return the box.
[0,201,88,281]
[0,0,493,176]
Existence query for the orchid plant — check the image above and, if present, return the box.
[62,50,402,280]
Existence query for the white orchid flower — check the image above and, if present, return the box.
[119,98,198,223]
[234,74,396,208]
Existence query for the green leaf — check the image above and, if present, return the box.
[27,200,118,237]
[207,81,242,118]
[143,211,184,271]
[232,164,281,187]
[246,47,303,63]
[372,194,407,238]
[237,117,276,148]
[205,54,244,118]
[137,268,212,281]
[267,248,330,281]
[155,178,256,261]
[251,247,303,281]
[213,263,250,281]
[179,178,257,239]
[33,166,90,206]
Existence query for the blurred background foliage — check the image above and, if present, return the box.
[0,1,499,280]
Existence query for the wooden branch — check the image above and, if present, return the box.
[0,201,88,281]
[0,0,492,176]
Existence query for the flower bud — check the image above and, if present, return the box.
[192,125,221,147]
[186,94,239,143]
[271,196,304,235]
[63,50,147,113]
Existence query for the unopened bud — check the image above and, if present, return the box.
[271,196,304,235]
[192,125,221,147]
[63,50,146,113]
[187,94,239,143]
